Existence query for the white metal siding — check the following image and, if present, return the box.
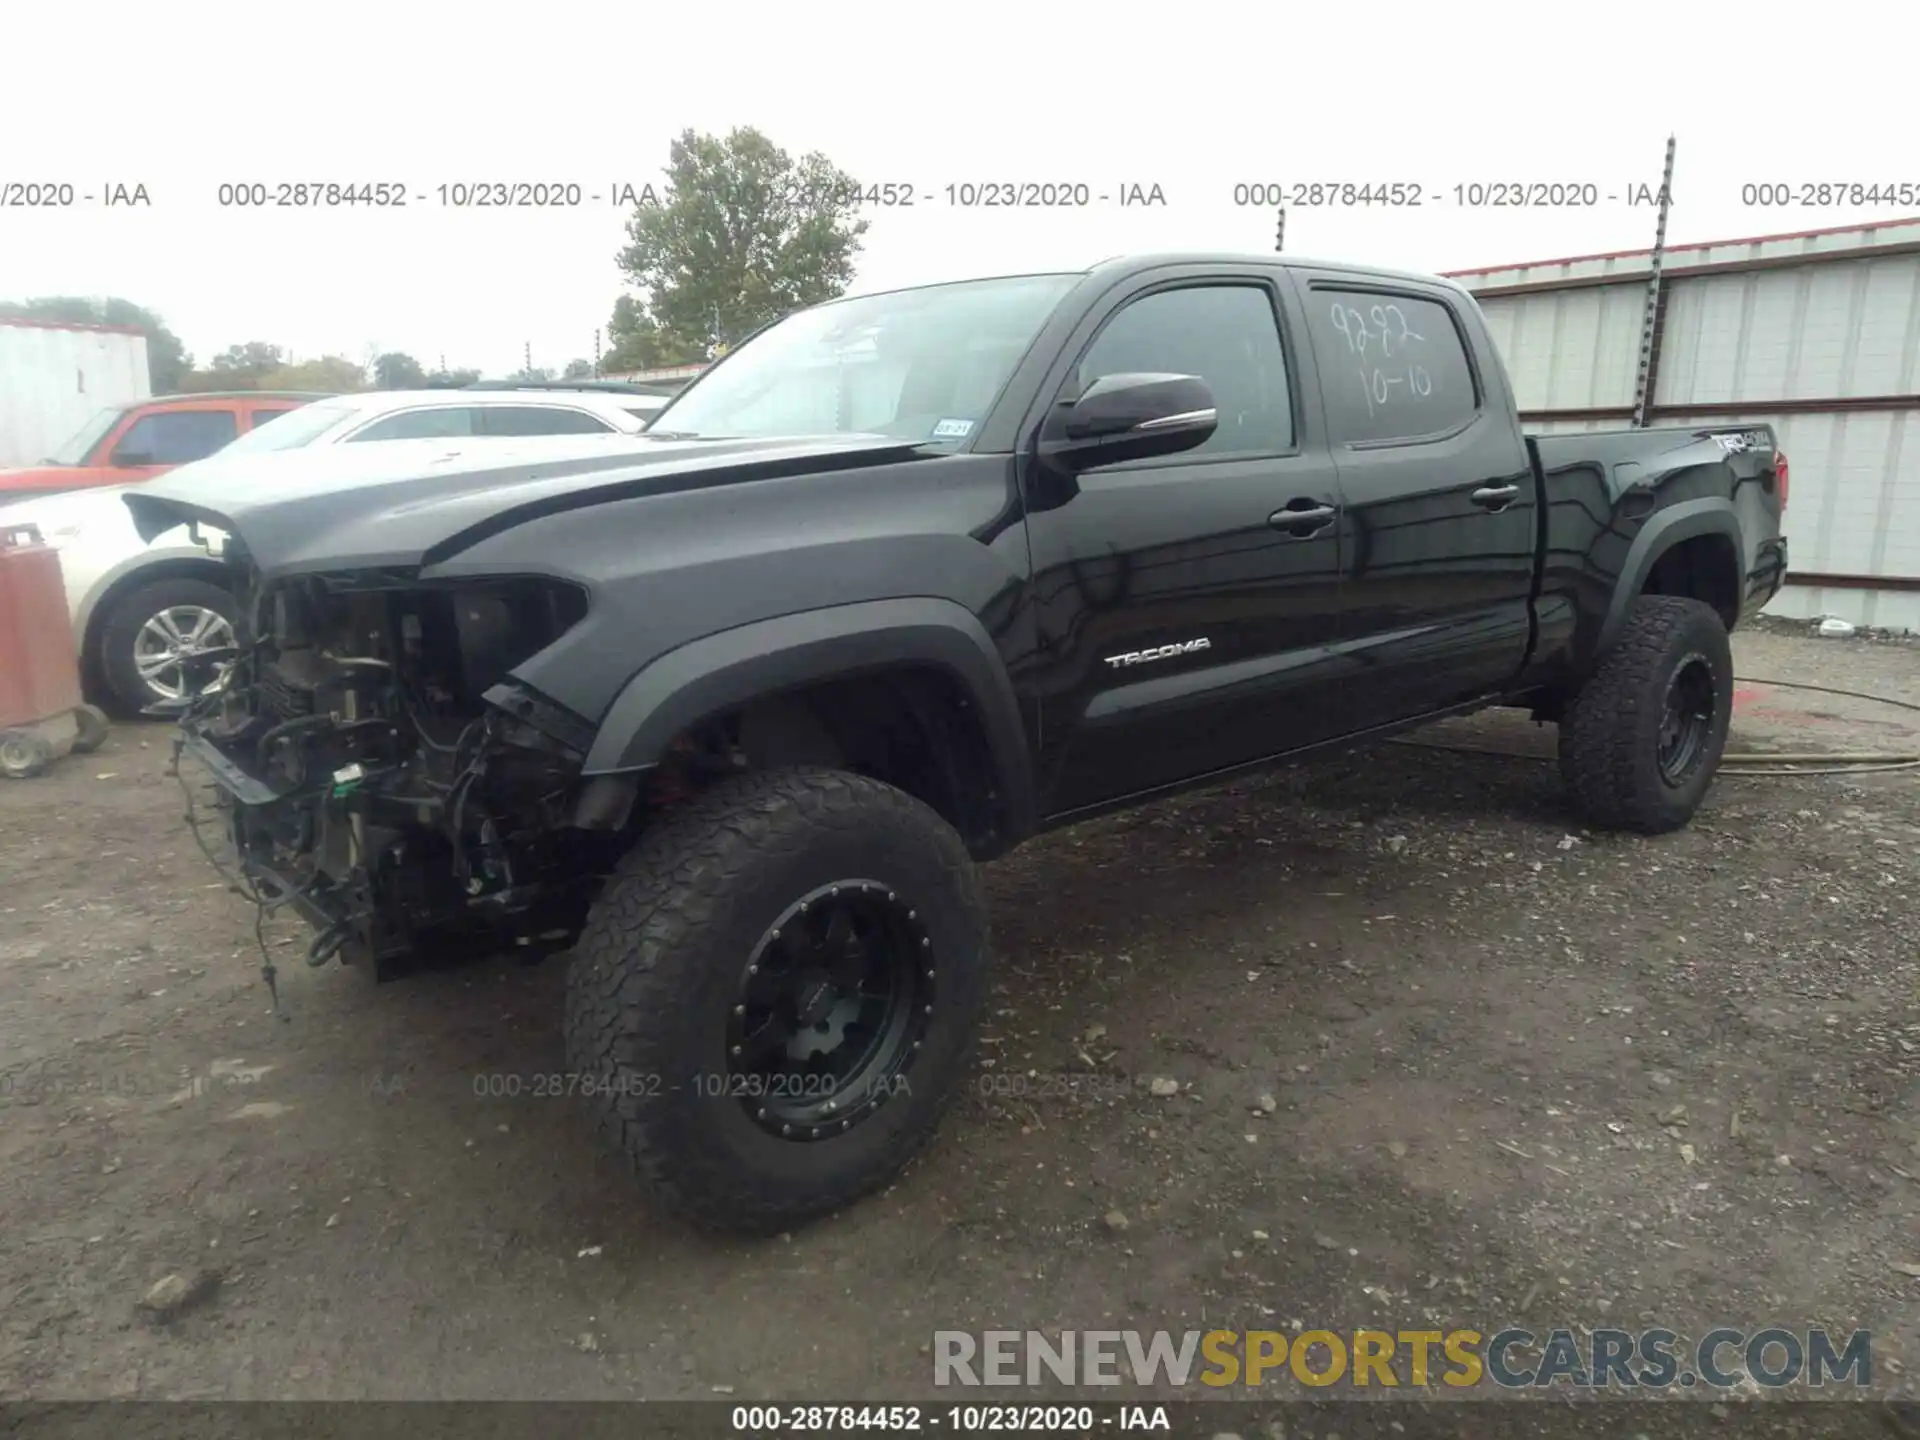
[1477,284,1644,412]
[1761,582,1920,631]
[1457,232,1920,629]
[1447,216,1920,294]
[1655,256,1920,405]
[0,325,152,468]
[1524,407,1920,629]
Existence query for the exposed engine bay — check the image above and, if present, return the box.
[176,566,655,980]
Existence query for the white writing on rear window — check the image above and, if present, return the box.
[1328,300,1434,417]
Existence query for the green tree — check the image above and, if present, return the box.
[562,358,594,380]
[373,351,428,389]
[602,293,699,372]
[0,295,193,392]
[506,365,554,383]
[208,342,285,383]
[257,355,367,392]
[422,367,482,389]
[613,126,868,359]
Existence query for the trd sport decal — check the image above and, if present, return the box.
[1104,638,1211,669]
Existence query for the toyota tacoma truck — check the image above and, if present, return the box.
[126,253,1789,1234]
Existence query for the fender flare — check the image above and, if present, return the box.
[75,546,232,649]
[580,597,1037,837]
[1597,498,1743,655]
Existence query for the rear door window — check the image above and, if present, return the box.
[1307,289,1479,445]
[475,405,617,436]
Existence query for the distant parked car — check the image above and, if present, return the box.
[0,392,328,500]
[463,379,673,426]
[223,387,654,453]
[0,423,654,715]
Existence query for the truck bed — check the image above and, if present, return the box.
[1523,420,1788,679]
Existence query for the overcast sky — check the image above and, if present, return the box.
[3,0,1907,378]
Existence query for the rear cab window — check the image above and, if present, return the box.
[1306,288,1479,445]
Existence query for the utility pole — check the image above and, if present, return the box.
[1274,207,1286,254]
[523,340,532,378]
[593,328,602,377]
[1631,134,1678,429]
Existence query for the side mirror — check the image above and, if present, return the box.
[1040,372,1217,471]
[112,449,155,468]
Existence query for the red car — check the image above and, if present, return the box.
[0,391,328,499]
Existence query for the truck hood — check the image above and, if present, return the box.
[123,432,930,579]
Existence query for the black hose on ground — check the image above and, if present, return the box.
[1388,675,1920,777]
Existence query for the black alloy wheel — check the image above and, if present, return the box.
[1656,654,1717,787]
[563,766,991,1233]
[1558,595,1735,834]
[727,880,934,1139]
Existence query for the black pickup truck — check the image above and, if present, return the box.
[127,253,1788,1233]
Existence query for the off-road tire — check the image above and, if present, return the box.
[564,766,990,1234]
[99,576,236,717]
[1559,595,1734,834]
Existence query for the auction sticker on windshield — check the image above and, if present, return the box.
[931,418,975,439]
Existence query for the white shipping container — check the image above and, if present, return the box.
[0,320,152,468]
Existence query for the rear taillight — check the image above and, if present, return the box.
[1774,449,1789,509]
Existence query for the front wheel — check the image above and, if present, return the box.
[98,576,237,716]
[564,767,990,1234]
[1559,596,1734,833]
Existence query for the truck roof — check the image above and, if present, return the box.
[1083,251,1475,294]
[835,253,1473,307]
[144,390,335,403]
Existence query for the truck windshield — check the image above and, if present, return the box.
[218,402,354,454]
[47,406,126,465]
[654,274,1079,443]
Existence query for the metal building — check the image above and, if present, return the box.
[0,318,152,469]
[1446,217,1920,631]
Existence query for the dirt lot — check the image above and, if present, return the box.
[2,624,1917,1425]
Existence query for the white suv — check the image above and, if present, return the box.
[221,387,658,452]
[0,409,658,714]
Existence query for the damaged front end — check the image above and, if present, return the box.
[175,558,631,981]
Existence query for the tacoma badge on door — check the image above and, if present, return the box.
[1104,638,1211,669]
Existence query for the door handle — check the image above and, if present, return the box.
[1269,501,1337,536]
[1471,483,1520,511]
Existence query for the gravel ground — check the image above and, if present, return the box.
[1,625,1916,1434]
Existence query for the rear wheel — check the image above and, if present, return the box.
[98,577,236,716]
[1558,596,1734,833]
[564,766,989,1234]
